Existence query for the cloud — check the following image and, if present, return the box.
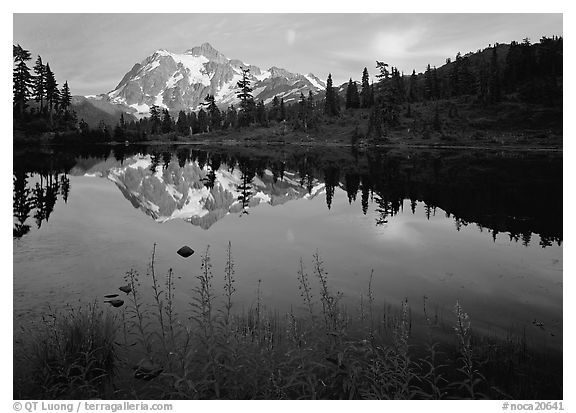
[372,28,426,59]
[285,29,296,46]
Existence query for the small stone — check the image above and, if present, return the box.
[177,246,194,258]
[104,299,124,308]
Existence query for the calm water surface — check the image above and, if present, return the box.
[13,144,562,351]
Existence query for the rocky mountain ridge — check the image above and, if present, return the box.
[87,42,326,118]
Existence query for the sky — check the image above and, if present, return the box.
[13,13,563,96]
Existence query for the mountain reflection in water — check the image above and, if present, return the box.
[13,144,562,247]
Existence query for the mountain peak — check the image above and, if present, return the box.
[185,42,227,63]
[107,44,327,115]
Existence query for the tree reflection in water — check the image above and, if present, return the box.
[13,144,562,247]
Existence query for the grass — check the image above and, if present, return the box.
[14,302,118,399]
[14,243,562,400]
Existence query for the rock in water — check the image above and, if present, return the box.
[177,246,194,258]
[119,285,132,294]
[104,299,124,308]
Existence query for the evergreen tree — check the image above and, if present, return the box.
[79,118,89,134]
[203,94,222,130]
[32,55,46,113]
[324,73,339,116]
[374,62,401,127]
[269,96,280,122]
[44,63,60,119]
[408,70,418,102]
[59,81,72,113]
[13,44,33,117]
[345,78,360,109]
[149,105,161,134]
[296,92,308,130]
[255,100,267,126]
[176,110,189,135]
[197,108,208,133]
[187,111,197,134]
[236,67,254,127]
[307,90,315,109]
[226,105,237,129]
[161,108,173,133]
[279,98,286,121]
[431,66,439,100]
[424,64,433,101]
[361,67,371,108]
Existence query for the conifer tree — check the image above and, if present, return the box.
[187,111,197,134]
[255,100,267,126]
[13,44,33,117]
[361,67,371,108]
[408,70,418,102]
[32,55,46,113]
[297,92,308,130]
[307,90,314,109]
[431,66,439,100]
[149,105,161,134]
[203,94,222,130]
[197,108,208,133]
[279,98,286,121]
[176,110,188,135]
[424,64,433,101]
[269,96,280,122]
[324,73,339,116]
[345,78,360,109]
[59,81,72,113]
[236,67,254,127]
[161,108,173,133]
[44,63,60,119]
[226,105,237,129]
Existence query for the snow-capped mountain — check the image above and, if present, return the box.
[102,42,326,117]
[86,154,326,229]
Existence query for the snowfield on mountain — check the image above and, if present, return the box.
[97,42,325,117]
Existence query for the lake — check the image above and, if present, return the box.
[13,143,563,353]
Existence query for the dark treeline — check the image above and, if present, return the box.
[13,45,77,138]
[358,36,563,141]
[14,145,562,247]
[14,36,562,143]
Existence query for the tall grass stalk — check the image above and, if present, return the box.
[453,300,485,399]
[164,267,176,351]
[223,241,235,328]
[297,258,314,321]
[190,246,215,337]
[368,269,375,339]
[124,269,151,355]
[312,251,342,335]
[148,243,167,354]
